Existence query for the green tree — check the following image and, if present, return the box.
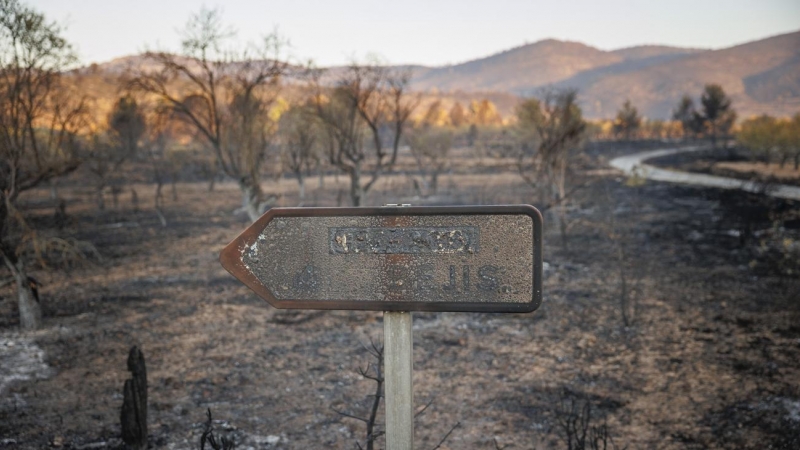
[699,84,736,148]
[109,95,145,158]
[672,95,704,139]
[1,0,87,329]
[613,99,641,141]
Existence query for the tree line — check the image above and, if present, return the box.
[601,84,737,145]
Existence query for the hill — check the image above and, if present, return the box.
[407,32,800,119]
[571,32,800,119]
[410,39,624,93]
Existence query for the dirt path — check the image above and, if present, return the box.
[610,146,800,200]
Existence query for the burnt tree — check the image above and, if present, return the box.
[312,63,417,206]
[278,102,320,205]
[128,7,286,221]
[515,89,586,249]
[121,346,148,450]
[0,0,87,329]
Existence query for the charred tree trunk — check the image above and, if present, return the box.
[96,184,106,211]
[121,346,147,450]
[296,173,306,205]
[709,125,717,149]
[1,250,42,330]
[49,179,59,200]
[348,167,364,207]
[240,179,263,222]
[171,179,178,201]
[111,185,122,209]
[131,188,139,213]
[54,198,68,230]
[618,243,630,327]
[207,166,218,192]
[154,180,167,227]
[15,268,42,330]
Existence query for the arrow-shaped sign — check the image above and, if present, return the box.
[220,205,543,313]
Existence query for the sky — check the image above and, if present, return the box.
[30,0,800,67]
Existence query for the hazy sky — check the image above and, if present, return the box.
[30,0,800,67]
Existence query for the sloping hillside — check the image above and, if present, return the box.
[574,32,800,119]
[407,32,800,119]
[551,47,706,100]
[410,39,623,93]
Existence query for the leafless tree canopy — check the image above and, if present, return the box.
[277,102,321,204]
[312,62,418,206]
[85,96,145,210]
[515,89,587,248]
[127,7,287,221]
[406,125,453,197]
[0,0,88,329]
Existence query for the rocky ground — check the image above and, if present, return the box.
[1,142,799,449]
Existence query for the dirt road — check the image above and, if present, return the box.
[609,146,800,200]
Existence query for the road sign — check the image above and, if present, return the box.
[220,205,543,313]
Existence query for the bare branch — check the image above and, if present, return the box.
[431,421,461,450]
[126,7,287,221]
[415,397,435,419]
[331,406,369,424]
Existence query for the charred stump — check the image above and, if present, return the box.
[121,346,147,450]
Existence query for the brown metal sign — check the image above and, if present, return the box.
[219,205,543,313]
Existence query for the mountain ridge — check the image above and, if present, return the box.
[404,32,800,119]
[82,31,800,119]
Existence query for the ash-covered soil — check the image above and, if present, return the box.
[1,145,799,449]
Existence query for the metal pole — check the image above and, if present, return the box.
[384,311,414,450]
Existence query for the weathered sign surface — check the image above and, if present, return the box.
[219,205,543,312]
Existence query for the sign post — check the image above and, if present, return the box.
[220,205,543,448]
[384,311,413,449]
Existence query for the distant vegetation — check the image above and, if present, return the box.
[737,114,800,169]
